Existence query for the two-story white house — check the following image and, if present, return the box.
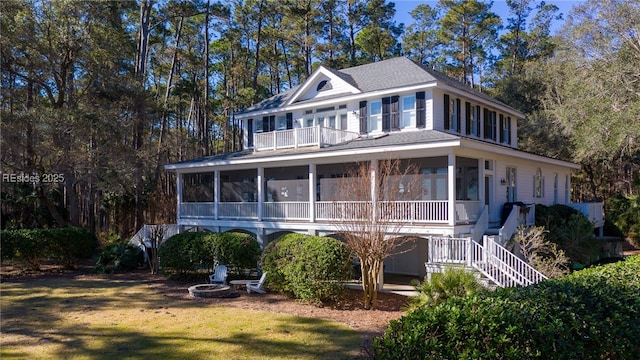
[165,57,602,281]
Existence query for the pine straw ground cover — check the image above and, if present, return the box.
[0,266,408,359]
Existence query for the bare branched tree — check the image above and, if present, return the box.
[329,159,422,309]
[146,225,165,275]
[514,225,570,278]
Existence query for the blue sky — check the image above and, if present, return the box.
[392,0,583,35]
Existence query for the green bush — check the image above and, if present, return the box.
[408,267,485,312]
[47,227,97,268]
[206,232,261,273]
[1,229,48,270]
[374,255,640,359]
[158,232,211,275]
[606,194,640,248]
[261,233,353,304]
[95,242,142,274]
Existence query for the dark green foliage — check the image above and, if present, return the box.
[408,267,485,312]
[158,231,261,276]
[535,204,600,265]
[158,232,211,275]
[206,232,261,273]
[94,242,142,274]
[0,227,96,270]
[47,227,97,268]
[261,233,353,305]
[374,255,640,359]
[606,194,640,248]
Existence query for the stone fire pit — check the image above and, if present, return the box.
[188,284,238,298]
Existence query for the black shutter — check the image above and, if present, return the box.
[262,116,269,132]
[286,112,293,129]
[359,100,367,134]
[476,106,481,136]
[492,111,497,140]
[444,94,450,130]
[416,91,425,128]
[456,98,461,132]
[269,115,275,132]
[391,95,400,131]
[382,97,391,132]
[507,116,512,144]
[499,114,504,143]
[483,108,489,139]
[465,102,471,135]
[247,118,254,147]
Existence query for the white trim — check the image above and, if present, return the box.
[284,66,361,106]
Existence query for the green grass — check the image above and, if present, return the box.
[0,277,361,359]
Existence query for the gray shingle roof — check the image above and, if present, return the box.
[166,130,460,168]
[237,56,520,116]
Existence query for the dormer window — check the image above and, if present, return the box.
[316,80,332,92]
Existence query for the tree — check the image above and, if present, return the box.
[402,4,442,67]
[355,0,403,62]
[437,0,501,88]
[540,0,640,200]
[330,159,421,309]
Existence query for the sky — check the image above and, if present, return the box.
[391,0,584,35]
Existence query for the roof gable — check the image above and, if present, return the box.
[285,66,361,105]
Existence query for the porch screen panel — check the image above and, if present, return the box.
[382,97,391,132]
[359,101,367,134]
[416,91,426,128]
[444,94,450,130]
[183,173,214,202]
[391,95,400,131]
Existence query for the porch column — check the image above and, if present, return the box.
[257,167,264,221]
[214,170,220,220]
[448,152,456,226]
[176,172,183,220]
[478,158,485,205]
[370,159,378,220]
[309,163,316,222]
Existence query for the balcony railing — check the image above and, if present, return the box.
[253,125,359,152]
[179,200,481,224]
[570,202,605,227]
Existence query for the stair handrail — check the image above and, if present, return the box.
[498,205,521,246]
[481,235,547,286]
[471,205,489,243]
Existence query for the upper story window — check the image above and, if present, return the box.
[500,115,511,145]
[466,102,480,137]
[316,80,332,92]
[444,94,460,132]
[370,100,382,132]
[276,115,287,130]
[402,95,416,128]
[534,168,544,198]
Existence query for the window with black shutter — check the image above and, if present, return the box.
[416,91,425,128]
[359,101,367,134]
[382,97,391,132]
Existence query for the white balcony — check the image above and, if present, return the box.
[179,200,482,224]
[253,126,359,152]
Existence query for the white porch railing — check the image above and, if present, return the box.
[129,224,180,247]
[263,202,309,220]
[253,126,359,152]
[427,235,547,288]
[570,202,605,227]
[178,200,481,224]
[455,201,483,223]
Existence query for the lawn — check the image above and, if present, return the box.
[0,276,361,359]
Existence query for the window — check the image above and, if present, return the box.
[553,173,558,204]
[449,98,460,132]
[506,166,517,202]
[484,109,496,140]
[305,117,314,127]
[276,115,287,130]
[316,79,332,92]
[534,168,544,198]
[369,100,382,132]
[470,105,480,136]
[500,115,511,144]
[402,95,416,128]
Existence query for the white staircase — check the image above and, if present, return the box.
[129,224,180,247]
[427,235,547,288]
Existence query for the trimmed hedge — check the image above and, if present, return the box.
[94,242,143,274]
[374,255,640,359]
[261,233,353,304]
[0,227,96,270]
[158,231,261,276]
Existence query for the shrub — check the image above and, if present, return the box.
[374,255,640,359]
[408,267,485,312]
[207,232,261,273]
[1,229,48,270]
[95,242,142,274]
[158,232,211,275]
[606,194,640,248]
[261,233,353,304]
[47,227,97,268]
